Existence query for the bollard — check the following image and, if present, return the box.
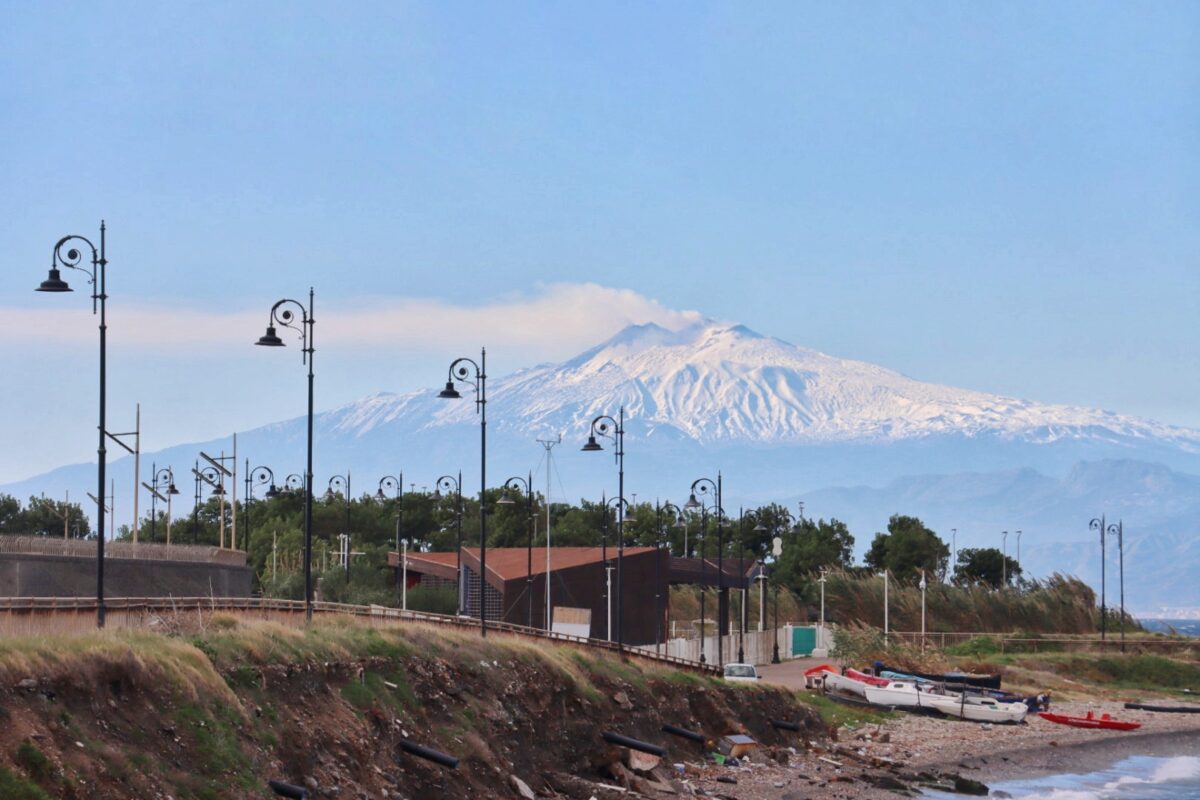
[268,779,307,799]
[770,719,801,732]
[661,724,706,743]
[601,731,666,757]
[399,738,460,769]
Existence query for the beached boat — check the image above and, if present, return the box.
[1124,702,1200,714]
[863,680,929,710]
[926,694,1027,723]
[878,663,1002,690]
[822,671,871,698]
[845,668,890,687]
[1039,711,1141,731]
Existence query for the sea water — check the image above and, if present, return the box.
[926,755,1200,799]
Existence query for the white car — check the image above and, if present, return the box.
[723,663,761,683]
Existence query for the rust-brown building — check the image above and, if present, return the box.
[390,546,669,645]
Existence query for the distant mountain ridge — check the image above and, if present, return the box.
[329,320,1200,450]
[4,319,1199,608]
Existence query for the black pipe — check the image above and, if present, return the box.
[661,724,705,743]
[770,719,802,732]
[601,731,666,757]
[400,739,460,769]
[268,779,307,799]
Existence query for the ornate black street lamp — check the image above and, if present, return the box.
[437,350,488,637]
[1089,514,1107,640]
[325,473,352,580]
[768,507,798,664]
[685,475,723,667]
[143,464,180,544]
[192,464,226,545]
[376,474,404,602]
[284,473,304,492]
[434,473,465,615]
[498,473,535,628]
[1107,520,1125,652]
[656,501,684,655]
[254,289,315,622]
[244,465,279,552]
[599,494,629,643]
[35,222,109,627]
[582,407,626,651]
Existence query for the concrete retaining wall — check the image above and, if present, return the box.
[0,553,252,598]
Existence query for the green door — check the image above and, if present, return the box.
[791,626,817,656]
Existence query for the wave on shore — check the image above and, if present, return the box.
[978,755,1200,799]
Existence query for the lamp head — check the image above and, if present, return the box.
[684,493,700,510]
[36,267,72,293]
[753,522,767,532]
[167,482,180,496]
[265,484,280,499]
[431,488,441,500]
[324,488,335,501]
[581,435,603,452]
[496,494,515,506]
[256,325,285,347]
[210,484,226,496]
[437,381,462,399]
[375,488,386,501]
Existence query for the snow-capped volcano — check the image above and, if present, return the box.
[329,320,1200,451]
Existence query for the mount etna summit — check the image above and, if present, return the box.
[7,320,1199,607]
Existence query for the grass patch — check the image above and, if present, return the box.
[0,768,51,800]
[15,741,51,782]
[797,691,894,729]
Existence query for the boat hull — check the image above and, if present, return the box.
[1039,712,1140,731]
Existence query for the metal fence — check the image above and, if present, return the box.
[889,630,1199,654]
[0,536,246,566]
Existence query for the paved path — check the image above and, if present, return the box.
[754,656,832,690]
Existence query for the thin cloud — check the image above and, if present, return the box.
[1,283,704,358]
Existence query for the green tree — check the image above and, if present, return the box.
[863,514,949,581]
[0,494,22,532]
[774,517,855,586]
[953,547,1022,589]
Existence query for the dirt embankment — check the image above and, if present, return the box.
[0,617,822,799]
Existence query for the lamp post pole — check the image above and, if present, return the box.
[254,289,315,622]
[919,569,927,652]
[686,476,722,667]
[1001,530,1008,588]
[656,502,684,656]
[36,222,109,627]
[1108,520,1125,652]
[438,351,487,636]
[950,528,957,579]
[435,474,463,614]
[769,508,796,664]
[498,474,535,628]
[582,408,626,652]
[377,475,404,603]
[245,465,279,552]
[327,473,351,580]
[1090,515,1107,639]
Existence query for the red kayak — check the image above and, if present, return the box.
[1038,711,1141,731]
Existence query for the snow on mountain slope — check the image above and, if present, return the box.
[327,320,1200,450]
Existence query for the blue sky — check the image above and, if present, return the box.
[1,1,1197,483]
